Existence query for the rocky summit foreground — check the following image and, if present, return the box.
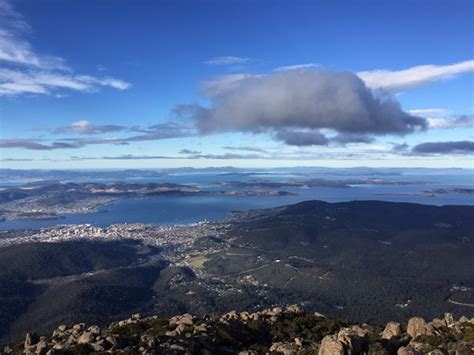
[3,305,474,355]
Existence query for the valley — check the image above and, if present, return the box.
[0,200,473,344]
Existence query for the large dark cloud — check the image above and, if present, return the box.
[412,141,474,154]
[274,129,329,146]
[176,69,426,146]
[332,133,375,145]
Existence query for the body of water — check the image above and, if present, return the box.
[1,184,473,230]
[1,169,472,230]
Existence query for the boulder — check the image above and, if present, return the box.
[444,313,454,326]
[87,325,100,334]
[25,332,39,347]
[427,350,446,355]
[268,307,283,316]
[165,330,177,337]
[382,322,401,340]
[77,331,94,344]
[409,341,435,352]
[248,313,260,321]
[430,318,447,329]
[220,310,239,322]
[178,313,194,325]
[194,324,207,333]
[269,342,298,355]
[286,304,303,314]
[294,337,303,347]
[240,311,250,321]
[398,346,422,355]
[169,344,186,351]
[72,323,85,332]
[175,323,187,334]
[105,336,117,347]
[90,340,105,352]
[318,335,344,355]
[52,325,67,337]
[350,325,368,338]
[337,327,368,353]
[35,340,48,355]
[407,317,433,339]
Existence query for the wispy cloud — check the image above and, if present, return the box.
[408,108,449,117]
[204,56,250,66]
[53,120,127,135]
[179,149,201,154]
[0,122,195,150]
[102,154,180,160]
[0,157,33,162]
[0,0,130,96]
[223,146,268,153]
[408,109,474,129]
[357,60,474,91]
[68,153,262,161]
[274,63,319,71]
[0,139,81,150]
[427,115,474,129]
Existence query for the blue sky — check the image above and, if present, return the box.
[0,0,473,169]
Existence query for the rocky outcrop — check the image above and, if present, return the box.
[381,321,401,340]
[407,317,434,339]
[3,306,474,354]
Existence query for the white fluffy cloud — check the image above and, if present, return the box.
[408,108,474,129]
[357,60,474,91]
[0,0,130,96]
[202,60,474,99]
[201,74,257,98]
